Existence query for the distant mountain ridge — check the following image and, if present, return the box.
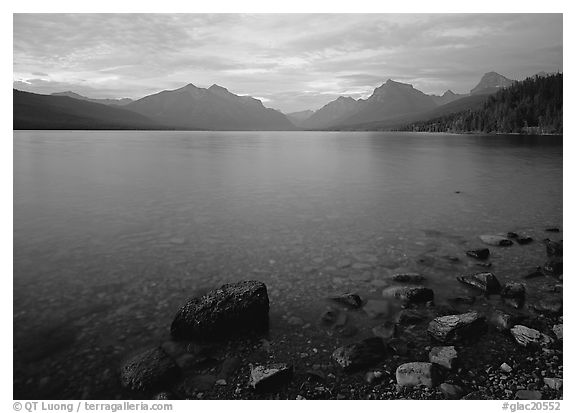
[14,89,161,130]
[125,83,295,130]
[15,70,549,131]
[286,110,314,127]
[51,91,133,106]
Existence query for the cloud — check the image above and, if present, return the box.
[13,13,563,112]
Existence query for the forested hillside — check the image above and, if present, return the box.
[398,73,562,134]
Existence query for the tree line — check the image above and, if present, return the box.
[398,73,562,134]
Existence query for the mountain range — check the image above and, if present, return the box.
[15,71,537,131]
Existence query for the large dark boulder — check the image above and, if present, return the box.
[428,311,485,343]
[171,280,269,340]
[120,347,180,392]
[457,272,501,294]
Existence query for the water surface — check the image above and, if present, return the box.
[13,131,562,398]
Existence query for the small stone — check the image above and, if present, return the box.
[479,235,514,246]
[329,292,363,309]
[516,237,533,245]
[429,346,458,370]
[552,324,563,340]
[510,325,553,348]
[427,312,485,343]
[382,286,434,304]
[543,377,563,390]
[466,248,490,260]
[249,363,293,392]
[524,269,544,279]
[457,272,501,294]
[396,362,439,388]
[515,389,542,400]
[500,363,513,373]
[215,379,227,386]
[447,296,476,306]
[439,383,465,399]
[392,273,425,283]
[153,392,172,400]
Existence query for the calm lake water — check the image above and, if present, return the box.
[13,131,562,398]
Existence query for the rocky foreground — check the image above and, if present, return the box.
[119,233,563,400]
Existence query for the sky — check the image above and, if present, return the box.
[13,13,563,113]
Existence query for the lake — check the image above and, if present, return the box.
[13,131,562,398]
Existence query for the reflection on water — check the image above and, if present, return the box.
[13,131,562,398]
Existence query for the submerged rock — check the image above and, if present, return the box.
[120,347,180,392]
[429,346,458,370]
[510,325,553,348]
[332,338,387,372]
[524,269,544,279]
[363,300,392,319]
[457,272,501,294]
[396,309,427,325]
[544,239,562,257]
[249,363,293,392]
[516,237,533,245]
[372,321,396,340]
[545,228,560,233]
[466,248,490,260]
[489,309,520,331]
[501,282,526,309]
[171,280,269,340]
[396,362,440,388]
[392,273,425,283]
[479,235,513,247]
[531,298,562,316]
[447,296,476,306]
[382,286,434,304]
[543,258,563,276]
[329,292,363,309]
[428,311,485,343]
